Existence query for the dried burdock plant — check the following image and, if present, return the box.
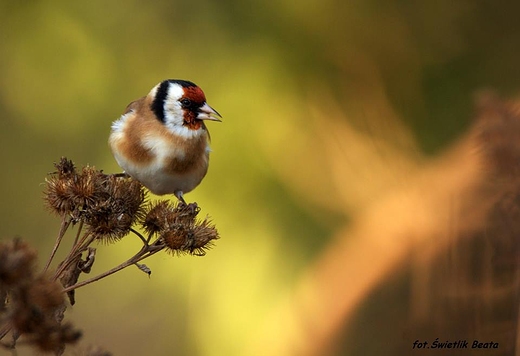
[0,239,82,354]
[143,201,218,256]
[0,157,219,355]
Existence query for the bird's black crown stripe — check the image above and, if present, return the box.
[150,80,171,123]
[167,79,197,88]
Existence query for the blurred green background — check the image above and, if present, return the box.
[1,0,519,355]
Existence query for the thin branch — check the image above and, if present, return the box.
[130,228,148,246]
[146,232,154,244]
[42,216,71,273]
[72,219,84,246]
[52,232,95,282]
[61,242,164,293]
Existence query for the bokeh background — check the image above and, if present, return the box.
[1,1,519,355]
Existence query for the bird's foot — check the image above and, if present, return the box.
[174,191,199,214]
[174,191,187,205]
[186,202,199,215]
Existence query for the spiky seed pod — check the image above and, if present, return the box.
[83,176,146,243]
[142,201,219,255]
[44,164,107,220]
[142,201,200,237]
[160,218,219,256]
[187,218,219,256]
[104,176,146,222]
[45,158,147,241]
[54,157,76,180]
[11,276,65,334]
[161,223,193,253]
[142,201,172,235]
[68,167,105,213]
[44,175,75,217]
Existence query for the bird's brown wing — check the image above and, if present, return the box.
[122,97,145,115]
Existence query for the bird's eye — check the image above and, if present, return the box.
[180,98,192,107]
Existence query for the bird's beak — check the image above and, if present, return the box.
[197,102,222,122]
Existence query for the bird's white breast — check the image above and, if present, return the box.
[109,112,210,196]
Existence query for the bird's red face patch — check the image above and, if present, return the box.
[183,86,206,104]
[181,86,207,130]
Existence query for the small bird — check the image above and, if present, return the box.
[109,79,221,203]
